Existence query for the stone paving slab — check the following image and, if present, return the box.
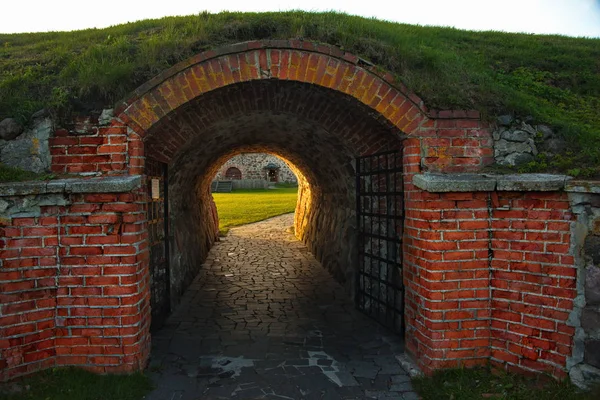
[145,214,417,399]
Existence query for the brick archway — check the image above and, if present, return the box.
[110,41,491,179]
[36,41,495,380]
[110,40,432,368]
[116,41,429,159]
[108,41,493,376]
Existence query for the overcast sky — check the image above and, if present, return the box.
[2,0,600,37]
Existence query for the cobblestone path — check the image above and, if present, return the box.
[146,214,417,400]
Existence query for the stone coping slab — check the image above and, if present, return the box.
[413,173,576,192]
[565,180,600,194]
[413,174,496,192]
[0,175,142,197]
[496,174,569,191]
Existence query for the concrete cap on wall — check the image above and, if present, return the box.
[413,173,577,192]
[0,175,142,197]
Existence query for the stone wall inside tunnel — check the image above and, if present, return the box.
[146,80,404,298]
[165,170,219,309]
[295,185,359,289]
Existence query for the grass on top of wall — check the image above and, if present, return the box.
[212,186,298,235]
[1,11,599,173]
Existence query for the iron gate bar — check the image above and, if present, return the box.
[357,168,404,176]
[358,270,402,288]
[359,253,402,266]
[355,149,404,335]
[360,232,402,242]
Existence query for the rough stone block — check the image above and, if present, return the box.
[37,194,69,207]
[501,130,530,142]
[585,237,600,267]
[581,308,600,334]
[0,117,52,173]
[585,339,600,369]
[494,139,531,157]
[540,137,567,154]
[0,198,9,213]
[0,118,23,140]
[501,152,534,166]
[99,109,114,126]
[536,124,554,140]
[569,363,600,389]
[586,266,600,305]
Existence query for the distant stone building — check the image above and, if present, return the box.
[213,153,297,184]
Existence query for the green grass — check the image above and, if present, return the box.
[412,367,600,400]
[0,164,55,182]
[0,367,153,400]
[213,186,298,235]
[1,11,599,170]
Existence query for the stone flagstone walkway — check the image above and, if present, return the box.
[145,214,417,400]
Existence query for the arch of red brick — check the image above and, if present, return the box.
[109,40,489,176]
[116,40,436,140]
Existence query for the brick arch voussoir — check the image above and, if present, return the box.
[117,41,432,139]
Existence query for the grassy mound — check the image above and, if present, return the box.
[1,11,599,169]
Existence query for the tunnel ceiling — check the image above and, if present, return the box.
[144,80,404,197]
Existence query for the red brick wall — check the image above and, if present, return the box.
[50,119,129,175]
[420,111,494,173]
[0,189,150,380]
[0,215,58,377]
[490,192,575,378]
[403,157,491,372]
[401,159,576,377]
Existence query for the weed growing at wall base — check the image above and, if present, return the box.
[0,367,153,400]
[412,367,600,400]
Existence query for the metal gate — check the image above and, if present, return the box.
[356,150,404,334]
[146,158,170,331]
